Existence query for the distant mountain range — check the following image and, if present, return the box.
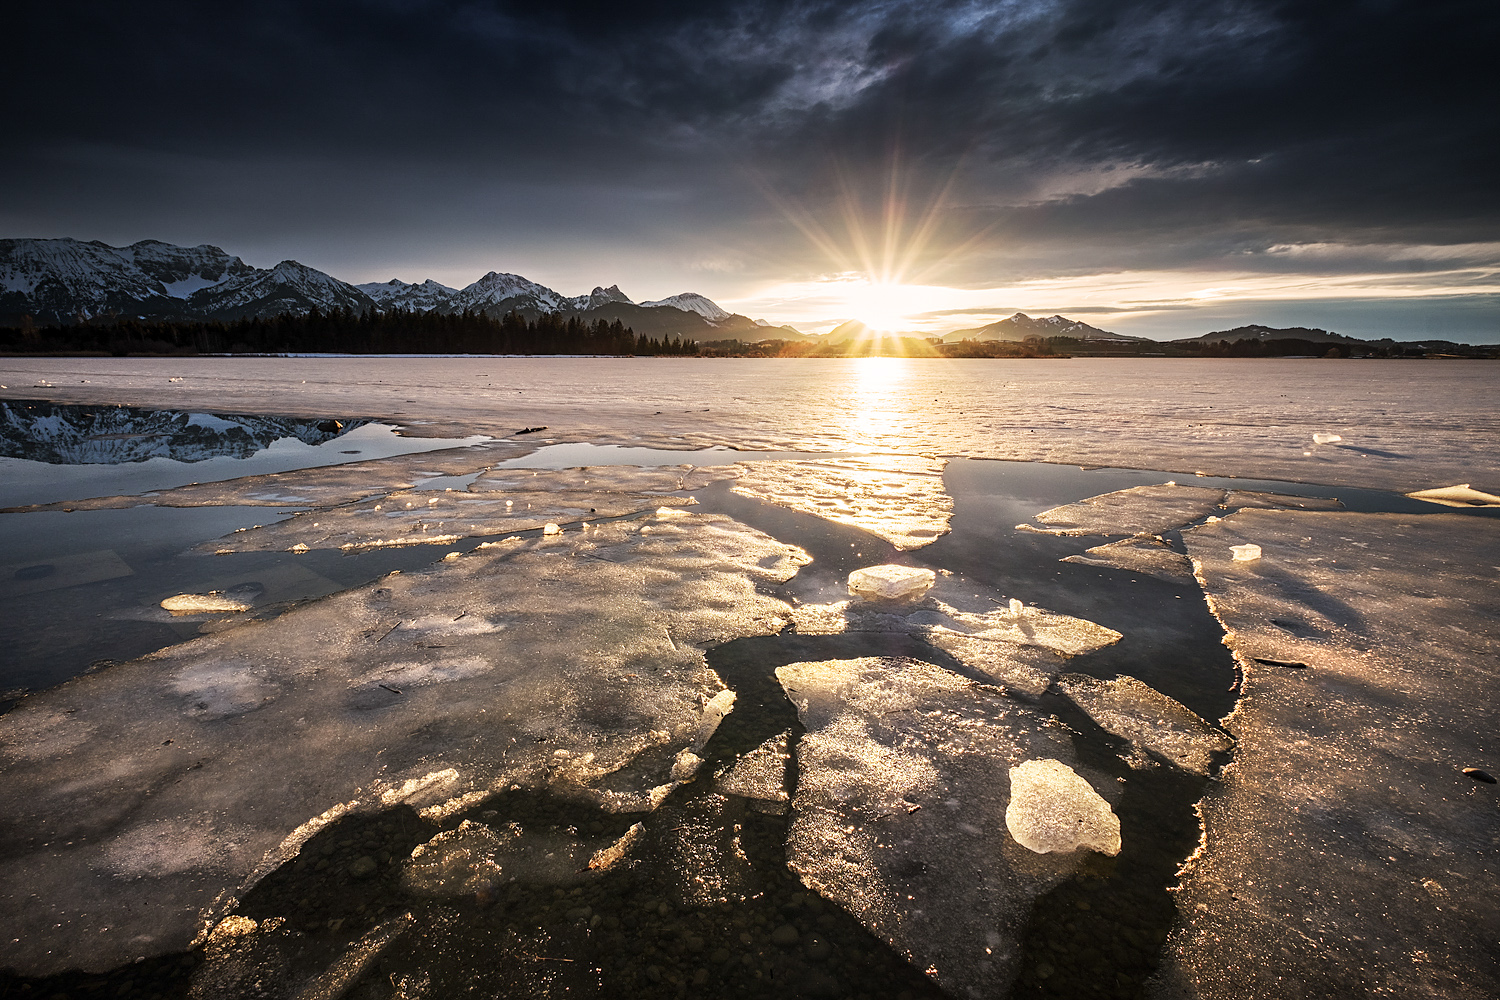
[2,238,1482,352]
[939,313,1151,344]
[0,237,801,342]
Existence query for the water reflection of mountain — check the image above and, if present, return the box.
[0,401,364,465]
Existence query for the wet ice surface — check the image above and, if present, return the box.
[1055,675,1232,776]
[779,656,1113,999]
[731,454,952,549]
[2,361,1499,998]
[0,510,808,974]
[1155,510,1500,1000]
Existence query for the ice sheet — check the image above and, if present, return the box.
[1056,673,1233,775]
[0,510,809,974]
[5,357,1497,493]
[789,577,1122,696]
[1023,484,1227,536]
[1154,510,1500,999]
[1061,536,1196,583]
[731,454,952,549]
[777,656,1115,999]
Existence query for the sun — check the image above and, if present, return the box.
[835,277,933,332]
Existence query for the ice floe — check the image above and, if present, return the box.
[0,510,809,974]
[1022,484,1227,536]
[1405,482,1500,507]
[731,454,952,549]
[778,656,1116,998]
[1055,673,1232,775]
[1061,536,1196,583]
[1157,510,1500,999]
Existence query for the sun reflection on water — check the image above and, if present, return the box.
[843,356,916,451]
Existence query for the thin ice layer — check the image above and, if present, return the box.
[1055,674,1232,775]
[1,439,533,512]
[198,488,696,553]
[1023,484,1225,536]
[790,578,1121,696]
[0,510,808,975]
[778,657,1113,999]
[714,732,790,806]
[731,454,952,549]
[468,463,739,495]
[1062,536,1196,583]
[1155,511,1500,1000]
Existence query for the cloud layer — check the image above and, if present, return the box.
[5,0,1496,338]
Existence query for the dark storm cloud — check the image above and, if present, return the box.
[3,0,1496,309]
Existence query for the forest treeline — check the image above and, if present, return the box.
[1,309,1489,358]
[0,308,698,356]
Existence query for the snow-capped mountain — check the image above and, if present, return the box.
[0,237,254,323]
[187,260,377,320]
[568,284,633,311]
[941,312,1149,343]
[641,292,731,323]
[356,278,458,312]
[0,400,360,466]
[447,271,568,316]
[0,236,752,337]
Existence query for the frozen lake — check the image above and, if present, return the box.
[0,357,1496,1000]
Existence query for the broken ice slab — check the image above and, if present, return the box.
[0,548,134,598]
[195,487,696,554]
[1156,511,1500,999]
[791,578,1122,696]
[1221,490,1344,512]
[714,732,791,809]
[0,438,534,513]
[730,453,952,549]
[1405,482,1500,508]
[1062,536,1196,583]
[160,592,254,615]
[468,463,740,495]
[0,510,808,975]
[1022,483,1226,536]
[777,657,1114,998]
[1228,543,1261,561]
[1005,758,1121,855]
[1055,673,1232,775]
[1310,432,1343,445]
[847,563,936,601]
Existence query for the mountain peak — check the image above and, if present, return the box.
[640,292,730,323]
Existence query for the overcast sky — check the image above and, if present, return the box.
[5,0,1497,340]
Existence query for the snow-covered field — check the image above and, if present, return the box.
[0,357,1495,999]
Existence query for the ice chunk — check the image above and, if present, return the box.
[1004,758,1120,856]
[1405,483,1500,508]
[1062,536,1195,583]
[1055,673,1233,775]
[846,563,936,601]
[714,732,790,806]
[731,454,952,549]
[1229,543,1261,561]
[542,522,561,535]
[777,657,1107,997]
[1311,432,1342,444]
[1163,510,1500,999]
[1023,483,1226,537]
[160,593,253,614]
[0,511,809,974]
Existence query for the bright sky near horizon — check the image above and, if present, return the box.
[5,1,1497,341]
